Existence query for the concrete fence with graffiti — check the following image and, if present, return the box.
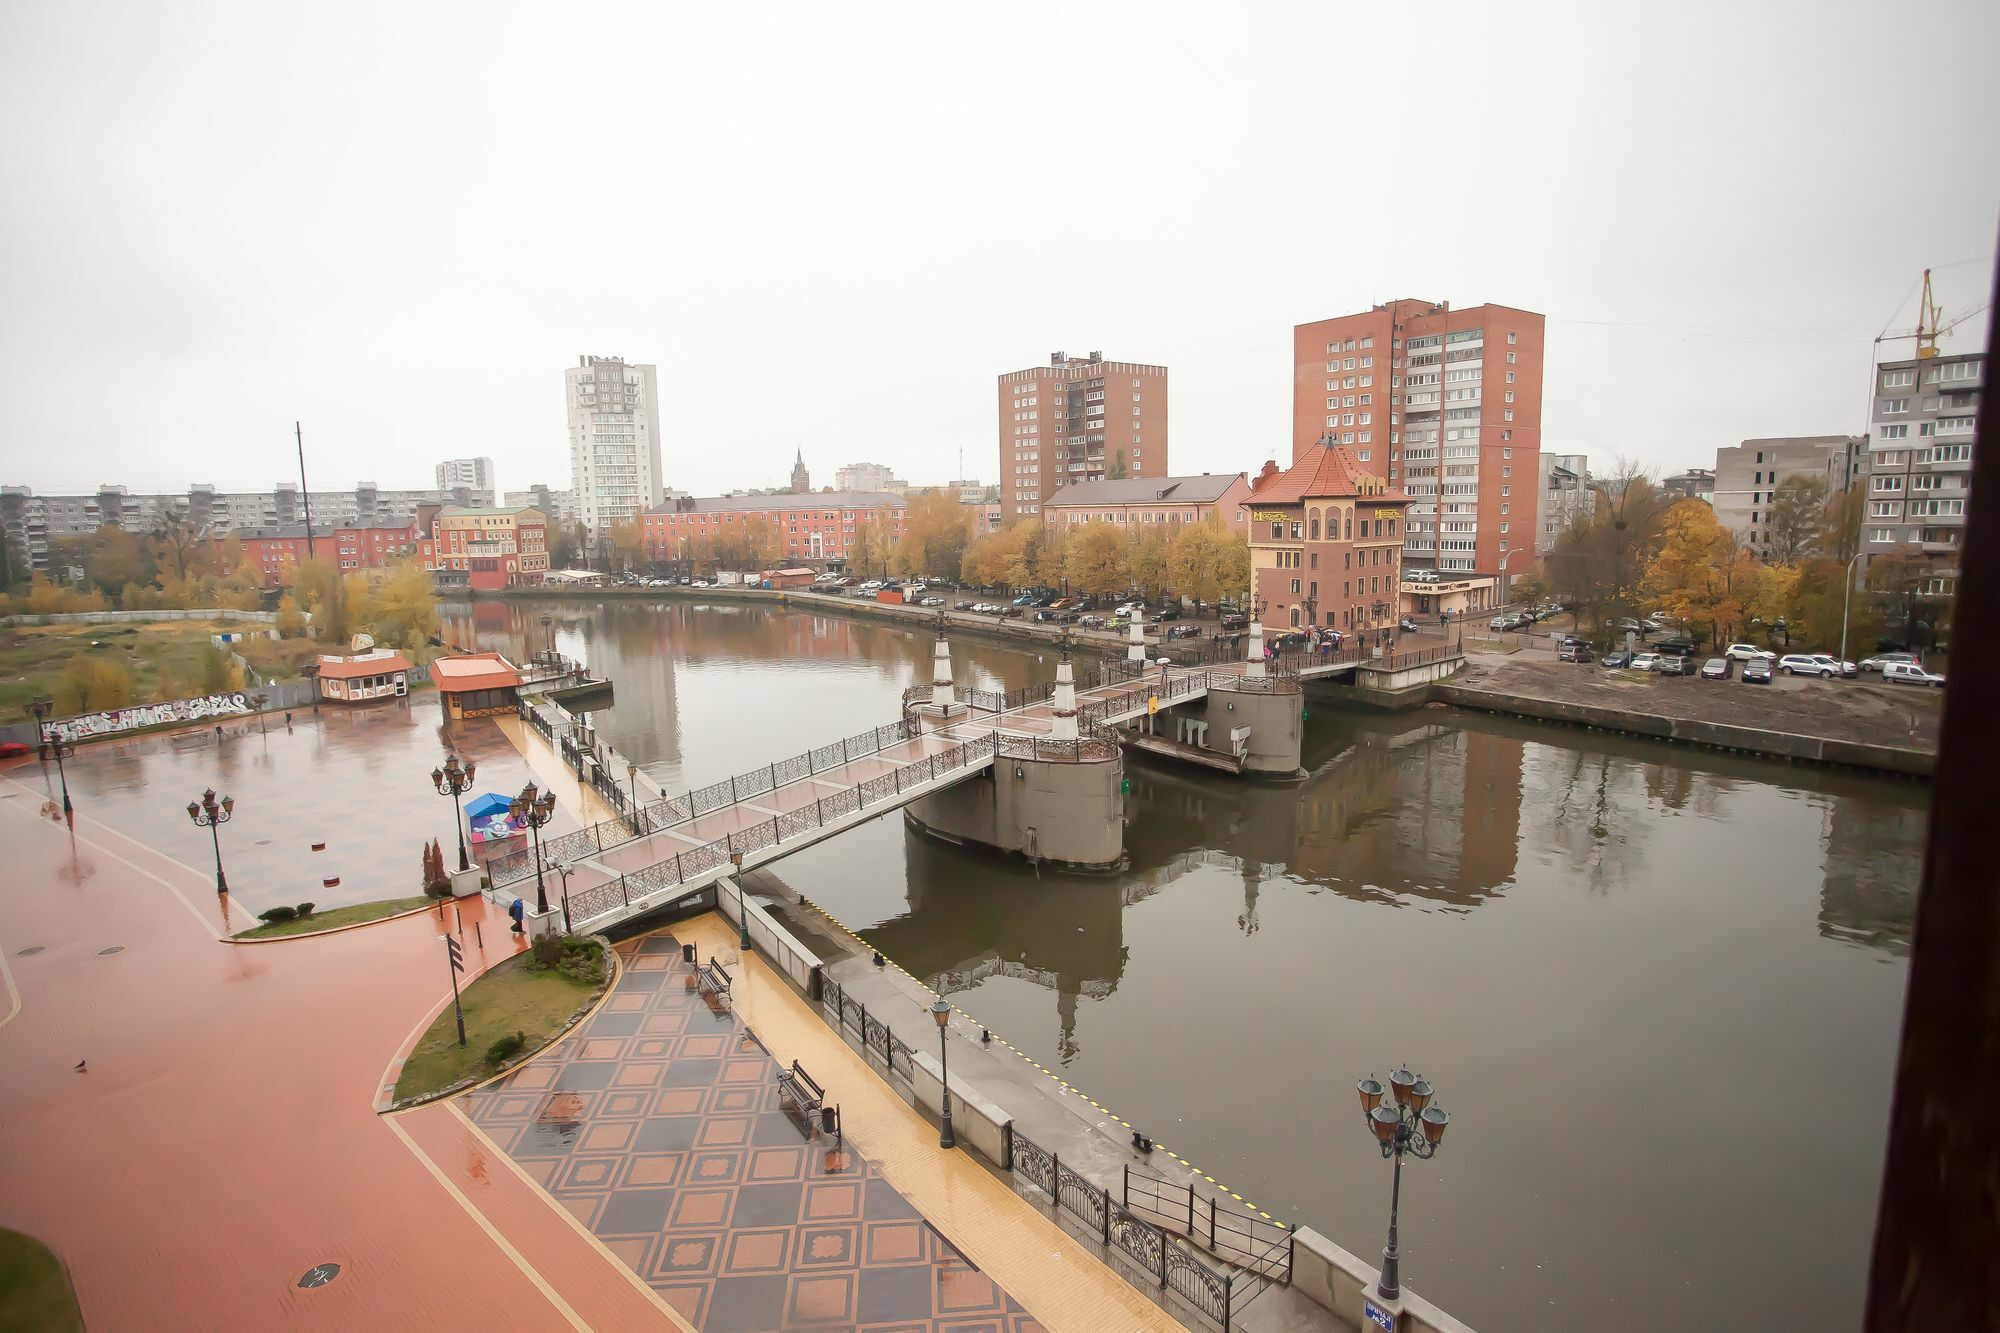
[38,692,257,742]
[1,608,279,627]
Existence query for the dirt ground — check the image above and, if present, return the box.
[1452,647,1942,752]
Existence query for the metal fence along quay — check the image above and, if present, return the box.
[1008,1130,1292,1330]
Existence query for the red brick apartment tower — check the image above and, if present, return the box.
[998,350,1168,525]
[1293,301,1543,580]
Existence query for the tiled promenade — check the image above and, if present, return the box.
[0,711,1179,1331]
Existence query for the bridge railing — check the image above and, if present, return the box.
[565,732,998,930]
[491,711,921,888]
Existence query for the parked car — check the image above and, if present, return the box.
[919,597,944,607]
[1881,662,1945,688]
[1399,617,1420,633]
[1742,659,1774,684]
[1779,654,1841,678]
[0,740,30,759]
[953,600,975,610]
[1558,642,1595,664]
[996,606,1022,619]
[1629,652,1662,672]
[1611,618,1652,637]
[1033,609,1058,622]
[1860,651,1920,673]
[1808,653,1858,678]
[1700,658,1729,679]
[1602,651,1634,669]
[1724,643,1776,662]
[1655,654,1696,676]
[1078,614,1106,629]
[860,580,883,591]
[1489,615,1511,631]
[1152,606,1180,621]
[1167,623,1203,639]
[1219,614,1249,632]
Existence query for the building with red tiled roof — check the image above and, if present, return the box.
[312,649,413,704]
[432,652,524,720]
[1245,433,1411,636]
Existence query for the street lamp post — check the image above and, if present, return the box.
[626,762,640,823]
[539,614,554,665]
[431,754,477,871]
[509,783,558,915]
[185,787,236,895]
[729,849,749,949]
[931,996,956,1149]
[549,859,575,932]
[1356,1068,1451,1301]
[27,696,73,818]
[1839,552,1861,666]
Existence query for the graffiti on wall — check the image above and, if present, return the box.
[45,692,252,741]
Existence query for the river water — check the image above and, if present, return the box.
[445,598,1924,1333]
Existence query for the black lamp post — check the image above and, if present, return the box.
[185,787,235,895]
[1356,1067,1451,1301]
[729,849,749,949]
[509,782,558,915]
[431,753,477,871]
[28,697,73,819]
[549,859,574,932]
[931,996,955,1149]
[626,762,640,820]
[539,613,554,663]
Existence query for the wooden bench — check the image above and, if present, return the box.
[697,958,731,999]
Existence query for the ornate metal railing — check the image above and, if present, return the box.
[563,733,998,929]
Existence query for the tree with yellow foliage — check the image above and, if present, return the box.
[1064,522,1129,595]
[1642,500,1746,648]
[1128,530,1171,600]
[894,493,974,579]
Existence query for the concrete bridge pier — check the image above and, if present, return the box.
[1202,684,1304,776]
[905,750,1125,869]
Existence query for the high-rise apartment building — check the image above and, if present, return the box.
[1863,349,1981,595]
[1713,436,1864,558]
[1536,453,1595,555]
[502,484,572,526]
[1293,300,1543,578]
[565,354,664,535]
[434,457,497,506]
[997,351,1168,525]
[834,462,903,493]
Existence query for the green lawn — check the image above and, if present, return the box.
[392,943,607,1103]
[0,620,247,717]
[0,1229,83,1333]
[235,895,438,939]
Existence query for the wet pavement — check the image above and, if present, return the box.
[461,932,1049,1332]
[20,700,600,917]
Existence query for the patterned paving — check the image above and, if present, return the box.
[462,934,1046,1332]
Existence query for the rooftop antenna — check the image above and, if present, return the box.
[295,421,317,559]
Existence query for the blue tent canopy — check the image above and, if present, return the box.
[464,792,514,819]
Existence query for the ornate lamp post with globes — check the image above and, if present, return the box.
[27,696,74,819]
[186,788,235,895]
[1356,1066,1451,1301]
[509,782,558,915]
[931,996,955,1149]
[432,754,477,871]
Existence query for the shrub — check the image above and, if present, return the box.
[558,942,604,984]
[257,906,298,924]
[294,902,316,918]
[528,932,563,970]
[486,1030,527,1065]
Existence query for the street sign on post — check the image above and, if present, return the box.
[445,934,467,1047]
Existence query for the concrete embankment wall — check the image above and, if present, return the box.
[906,753,1126,866]
[1432,682,1934,778]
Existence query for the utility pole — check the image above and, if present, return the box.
[295,421,317,560]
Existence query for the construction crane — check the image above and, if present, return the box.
[1879,268,1990,359]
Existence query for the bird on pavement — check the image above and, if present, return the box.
[74,1059,87,1073]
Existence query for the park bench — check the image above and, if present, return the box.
[697,957,731,1000]
[775,1060,841,1143]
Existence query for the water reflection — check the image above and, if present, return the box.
[441,598,1927,1333]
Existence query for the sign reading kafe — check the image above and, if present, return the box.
[1251,510,1294,522]
[44,692,252,741]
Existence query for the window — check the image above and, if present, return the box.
[1507,331,1518,344]
[1870,528,1895,544]
[1881,369,1915,388]
[1505,352,1516,364]
[1290,578,1302,595]
[1878,424,1908,440]
[1873,476,1904,492]
[1880,398,1909,414]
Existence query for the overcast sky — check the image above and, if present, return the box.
[2,0,1994,501]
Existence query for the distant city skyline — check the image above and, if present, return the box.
[1,3,1993,500]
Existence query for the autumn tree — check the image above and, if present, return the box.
[607,518,646,572]
[151,509,201,582]
[1165,519,1239,613]
[1128,529,1171,600]
[1064,522,1129,594]
[1545,461,1673,636]
[275,594,305,637]
[1002,521,1047,590]
[894,493,974,579]
[1818,487,1865,565]
[1865,549,1947,649]
[293,557,351,645]
[1643,501,1746,647]
[1746,564,1799,643]
[1107,450,1129,480]
[1763,475,1828,564]
[1789,557,1880,656]
[54,656,133,713]
[367,558,441,651]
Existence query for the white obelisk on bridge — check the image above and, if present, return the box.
[1127,606,1147,664]
[1049,637,1079,742]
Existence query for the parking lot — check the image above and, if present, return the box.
[1452,647,1943,752]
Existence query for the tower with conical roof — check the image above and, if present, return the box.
[789,449,810,494]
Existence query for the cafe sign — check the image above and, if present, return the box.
[1251,510,1293,522]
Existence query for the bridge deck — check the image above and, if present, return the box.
[509,645,1447,935]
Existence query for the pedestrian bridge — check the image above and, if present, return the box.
[491,639,1451,936]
